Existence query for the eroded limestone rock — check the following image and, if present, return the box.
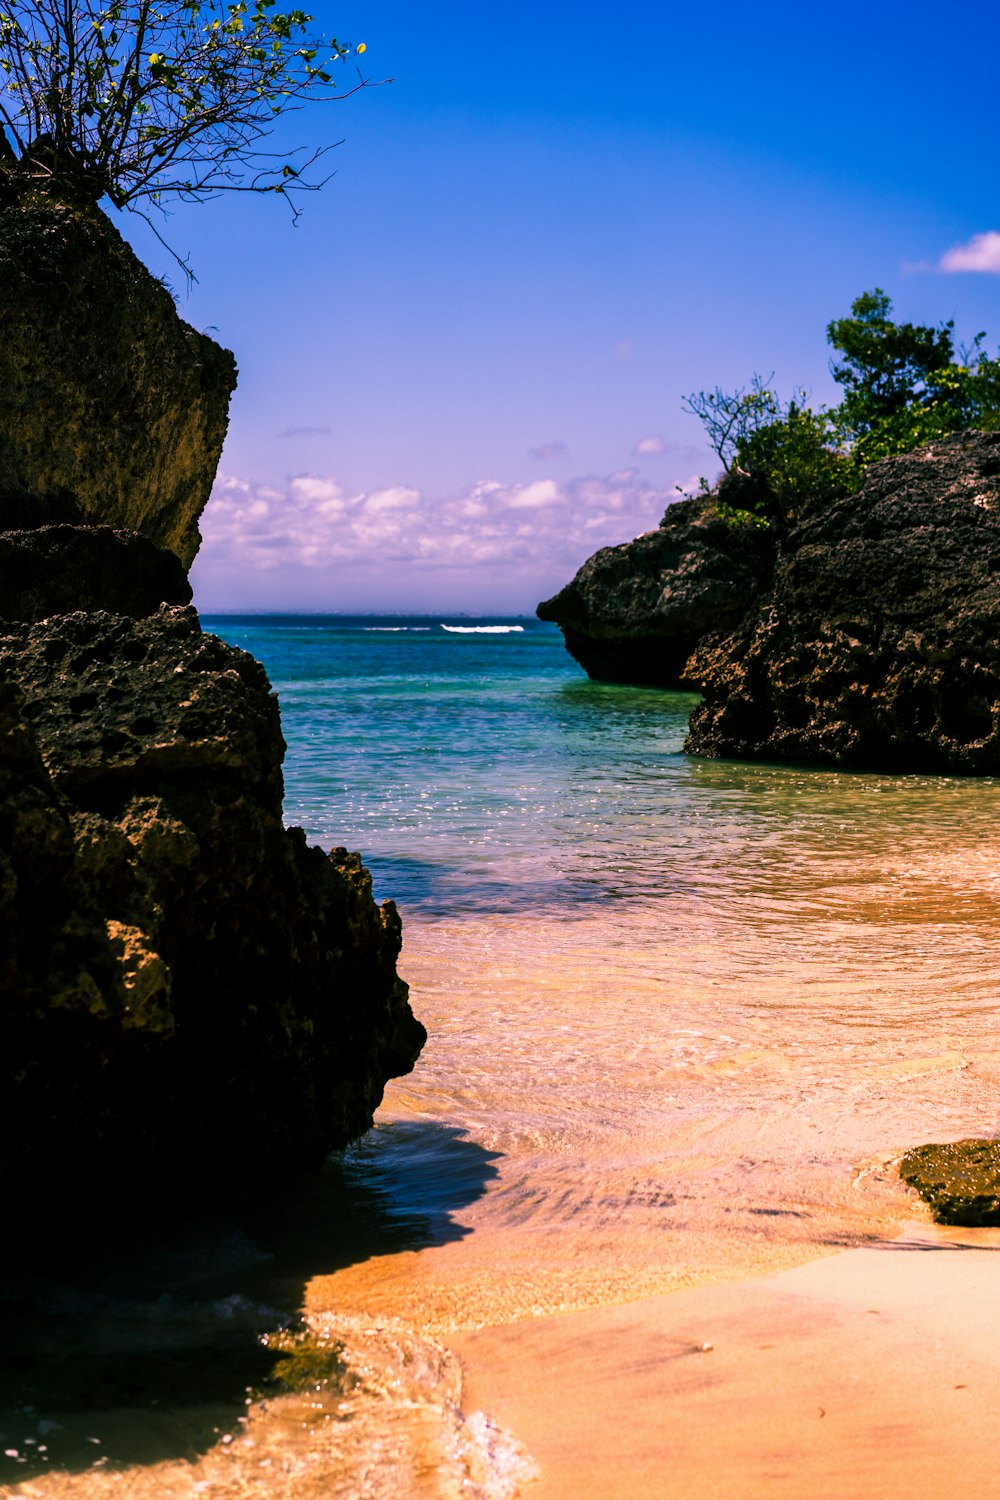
[537,493,779,687]
[0,202,236,566]
[0,607,425,1207]
[540,432,1000,772]
[686,433,1000,770]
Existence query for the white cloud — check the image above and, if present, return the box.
[363,485,421,513]
[633,435,666,456]
[500,479,561,511]
[289,476,345,505]
[197,468,677,586]
[940,231,1000,273]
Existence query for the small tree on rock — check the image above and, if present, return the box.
[828,289,1000,464]
[826,288,955,436]
[0,0,374,219]
[682,377,852,522]
[683,290,1000,526]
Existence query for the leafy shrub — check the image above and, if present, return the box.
[684,290,1000,524]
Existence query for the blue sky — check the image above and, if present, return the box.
[117,0,1000,612]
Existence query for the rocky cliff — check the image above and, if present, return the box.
[0,200,424,1216]
[686,433,1000,770]
[0,201,236,566]
[537,487,780,687]
[0,607,424,1206]
[541,432,1000,773]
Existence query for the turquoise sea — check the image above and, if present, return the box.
[206,612,700,917]
[5,613,1000,1500]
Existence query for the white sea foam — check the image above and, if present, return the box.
[439,625,525,634]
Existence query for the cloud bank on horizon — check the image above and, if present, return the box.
[191,466,687,613]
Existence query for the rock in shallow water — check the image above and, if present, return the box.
[899,1139,1000,1226]
[537,493,779,687]
[541,431,1000,772]
[0,606,425,1213]
[686,433,1000,771]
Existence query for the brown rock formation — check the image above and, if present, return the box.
[0,201,236,566]
[537,492,780,687]
[540,432,1000,773]
[686,433,1000,771]
[0,194,424,1217]
[0,606,425,1207]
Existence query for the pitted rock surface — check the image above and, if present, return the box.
[686,432,1000,771]
[0,606,284,801]
[537,494,779,686]
[0,608,425,1210]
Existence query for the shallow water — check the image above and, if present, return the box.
[5,615,1000,1498]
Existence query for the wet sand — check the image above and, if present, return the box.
[453,1221,1000,1499]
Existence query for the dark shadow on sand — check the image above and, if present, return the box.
[869,1234,1000,1250]
[0,1120,499,1482]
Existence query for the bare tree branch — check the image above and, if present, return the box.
[682,375,780,474]
[0,0,382,214]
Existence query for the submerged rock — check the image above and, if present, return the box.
[899,1139,1000,1226]
[686,433,1000,770]
[537,493,779,687]
[0,201,236,566]
[0,605,425,1208]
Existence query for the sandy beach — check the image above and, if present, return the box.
[452,1220,1000,1498]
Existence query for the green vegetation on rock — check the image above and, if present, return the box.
[258,1329,353,1397]
[685,290,1000,523]
[0,0,373,220]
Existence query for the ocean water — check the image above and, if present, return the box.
[5,613,1000,1499]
